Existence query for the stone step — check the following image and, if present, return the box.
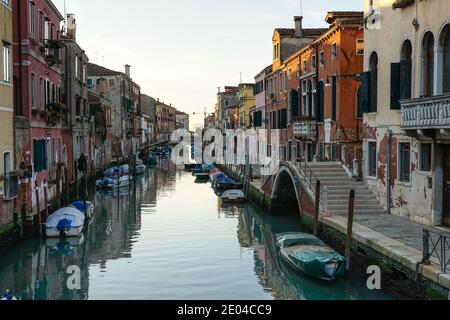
[330,208,387,215]
[328,193,375,200]
[328,203,384,211]
[327,198,381,205]
[324,187,371,194]
[320,181,367,187]
[312,172,350,178]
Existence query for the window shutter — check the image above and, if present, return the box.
[359,71,371,114]
[390,63,401,110]
[400,60,412,100]
[317,81,324,122]
[332,76,337,121]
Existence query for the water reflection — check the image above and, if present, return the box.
[0,160,391,300]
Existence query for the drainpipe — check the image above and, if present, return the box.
[387,128,392,214]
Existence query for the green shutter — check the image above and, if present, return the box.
[359,71,371,114]
[317,81,324,122]
[390,63,401,110]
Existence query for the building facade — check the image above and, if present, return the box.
[87,63,139,161]
[61,14,90,183]
[253,66,271,130]
[362,0,450,227]
[155,100,176,142]
[176,111,189,130]
[140,94,156,145]
[266,16,327,160]
[0,0,17,229]
[216,86,238,130]
[13,0,65,220]
[237,83,255,129]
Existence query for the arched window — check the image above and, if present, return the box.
[422,32,435,97]
[400,40,412,99]
[440,24,450,94]
[369,52,378,112]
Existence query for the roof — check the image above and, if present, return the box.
[87,63,123,77]
[325,11,364,25]
[275,28,329,37]
[46,0,64,21]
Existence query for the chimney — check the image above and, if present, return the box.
[66,14,77,40]
[294,16,303,37]
[125,64,131,78]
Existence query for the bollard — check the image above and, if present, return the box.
[345,189,355,271]
[313,180,321,236]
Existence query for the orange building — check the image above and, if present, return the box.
[270,12,364,171]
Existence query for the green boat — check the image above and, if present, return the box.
[276,232,346,281]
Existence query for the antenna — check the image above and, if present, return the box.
[240,72,242,84]
[63,0,67,33]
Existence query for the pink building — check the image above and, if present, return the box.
[13,0,65,221]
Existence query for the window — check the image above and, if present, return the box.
[109,79,115,87]
[319,51,325,66]
[2,43,10,83]
[332,42,337,59]
[302,80,307,116]
[39,78,44,108]
[38,11,43,44]
[284,71,288,91]
[420,143,432,172]
[368,142,377,177]
[311,55,316,69]
[33,139,47,172]
[273,43,279,60]
[75,56,79,79]
[400,40,412,100]
[399,142,411,182]
[279,73,283,93]
[29,1,35,37]
[422,32,435,97]
[83,64,86,82]
[303,60,307,72]
[31,74,36,109]
[369,52,378,113]
[440,25,450,94]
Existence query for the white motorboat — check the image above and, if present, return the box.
[220,189,247,204]
[45,207,85,238]
[99,175,130,189]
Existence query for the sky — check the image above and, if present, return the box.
[53,0,362,128]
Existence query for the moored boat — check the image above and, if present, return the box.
[45,207,86,238]
[1,290,17,301]
[98,175,131,189]
[276,232,346,281]
[134,159,146,175]
[221,189,246,204]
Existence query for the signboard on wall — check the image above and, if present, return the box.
[356,39,364,56]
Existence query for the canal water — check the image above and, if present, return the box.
[0,160,392,300]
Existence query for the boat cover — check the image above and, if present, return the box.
[277,233,346,280]
[46,207,85,229]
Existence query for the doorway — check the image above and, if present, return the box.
[443,147,450,227]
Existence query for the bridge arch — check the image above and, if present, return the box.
[270,164,301,215]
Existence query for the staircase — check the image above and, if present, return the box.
[303,162,386,216]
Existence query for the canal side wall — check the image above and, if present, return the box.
[221,164,450,300]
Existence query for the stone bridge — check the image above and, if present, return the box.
[259,161,319,217]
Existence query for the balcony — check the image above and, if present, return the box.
[401,94,450,131]
[45,40,63,66]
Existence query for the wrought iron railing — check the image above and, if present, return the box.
[422,229,450,273]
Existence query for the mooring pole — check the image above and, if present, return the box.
[313,180,321,236]
[345,189,355,271]
[35,180,41,235]
[44,183,49,220]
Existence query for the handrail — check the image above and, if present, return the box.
[294,161,323,206]
[422,229,450,273]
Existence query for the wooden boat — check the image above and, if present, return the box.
[45,207,86,238]
[98,175,130,189]
[221,190,246,204]
[276,232,346,281]
[193,172,210,179]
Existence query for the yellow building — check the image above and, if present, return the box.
[0,0,16,218]
[237,83,255,129]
